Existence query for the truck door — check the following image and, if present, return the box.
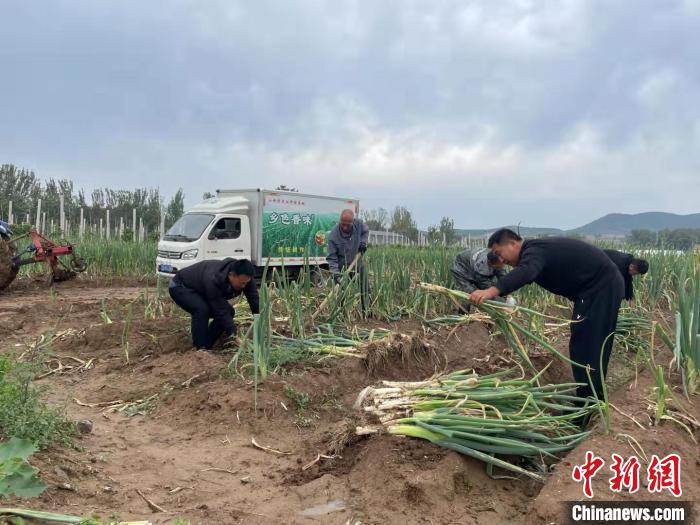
[204,215,252,261]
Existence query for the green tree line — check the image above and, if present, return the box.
[2,165,459,245]
[0,164,185,234]
[629,228,700,251]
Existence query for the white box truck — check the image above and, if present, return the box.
[156,189,359,277]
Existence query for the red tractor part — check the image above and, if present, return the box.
[0,229,88,292]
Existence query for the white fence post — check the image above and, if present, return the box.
[59,193,65,233]
[35,199,42,230]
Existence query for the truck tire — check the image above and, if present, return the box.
[0,237,18,293]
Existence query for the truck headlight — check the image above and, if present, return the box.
[181,249,198,260]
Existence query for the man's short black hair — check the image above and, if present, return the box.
[231,259,255,277]
[632,258,649,275]
[486,251,501,266]
[488,228,522,248]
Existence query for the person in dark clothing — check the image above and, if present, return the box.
[168,258,259,350]
[470,229,625,406]
[327,209,370,312]
[603,249,649,301]
[326,209,369,276]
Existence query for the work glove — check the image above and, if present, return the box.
[333,273,342,285]
[358,242,367,254]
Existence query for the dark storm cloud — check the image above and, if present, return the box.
[1,0,699,229]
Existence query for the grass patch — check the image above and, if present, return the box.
[0,354,74,449]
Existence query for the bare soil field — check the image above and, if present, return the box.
[0,279,697,524]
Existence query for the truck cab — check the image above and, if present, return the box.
[156,196,252,276]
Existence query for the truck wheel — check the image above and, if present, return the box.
[0,237,18,293]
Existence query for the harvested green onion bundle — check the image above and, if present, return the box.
[417,282,583,371]
[233,322,395,380]
[270,333,364,358]
[270,324,393,357]
[0,508,150,524]
[356,367,598,481]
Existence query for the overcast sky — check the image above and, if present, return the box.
[1,1,699,229]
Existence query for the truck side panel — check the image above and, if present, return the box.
[214,189,358,268]
[260,191,358,266]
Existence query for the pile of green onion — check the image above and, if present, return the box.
[356,367,598,481]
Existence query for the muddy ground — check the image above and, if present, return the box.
[0,279,697,524]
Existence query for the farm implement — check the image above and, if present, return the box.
[0,220,87,292]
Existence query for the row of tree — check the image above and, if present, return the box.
[0,164,185,233]
[361,207,457,244]
[629,228,700,251]
[1,165,462,245]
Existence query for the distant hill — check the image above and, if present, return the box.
[572,212,700,236]
[455,213,700,239]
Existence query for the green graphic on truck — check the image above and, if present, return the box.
[261,211,338,259]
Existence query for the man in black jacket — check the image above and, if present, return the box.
[470,229,624,404]
[168,258,260,350]
[603,249,649,301]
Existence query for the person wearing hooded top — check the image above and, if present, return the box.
[603,249,649,301]
[469,229,625,414]
[452,247,514,312]
[168,258,259,350]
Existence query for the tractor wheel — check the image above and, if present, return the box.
[0,237,18,293]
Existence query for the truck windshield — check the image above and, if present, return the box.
[164,214,214,242]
